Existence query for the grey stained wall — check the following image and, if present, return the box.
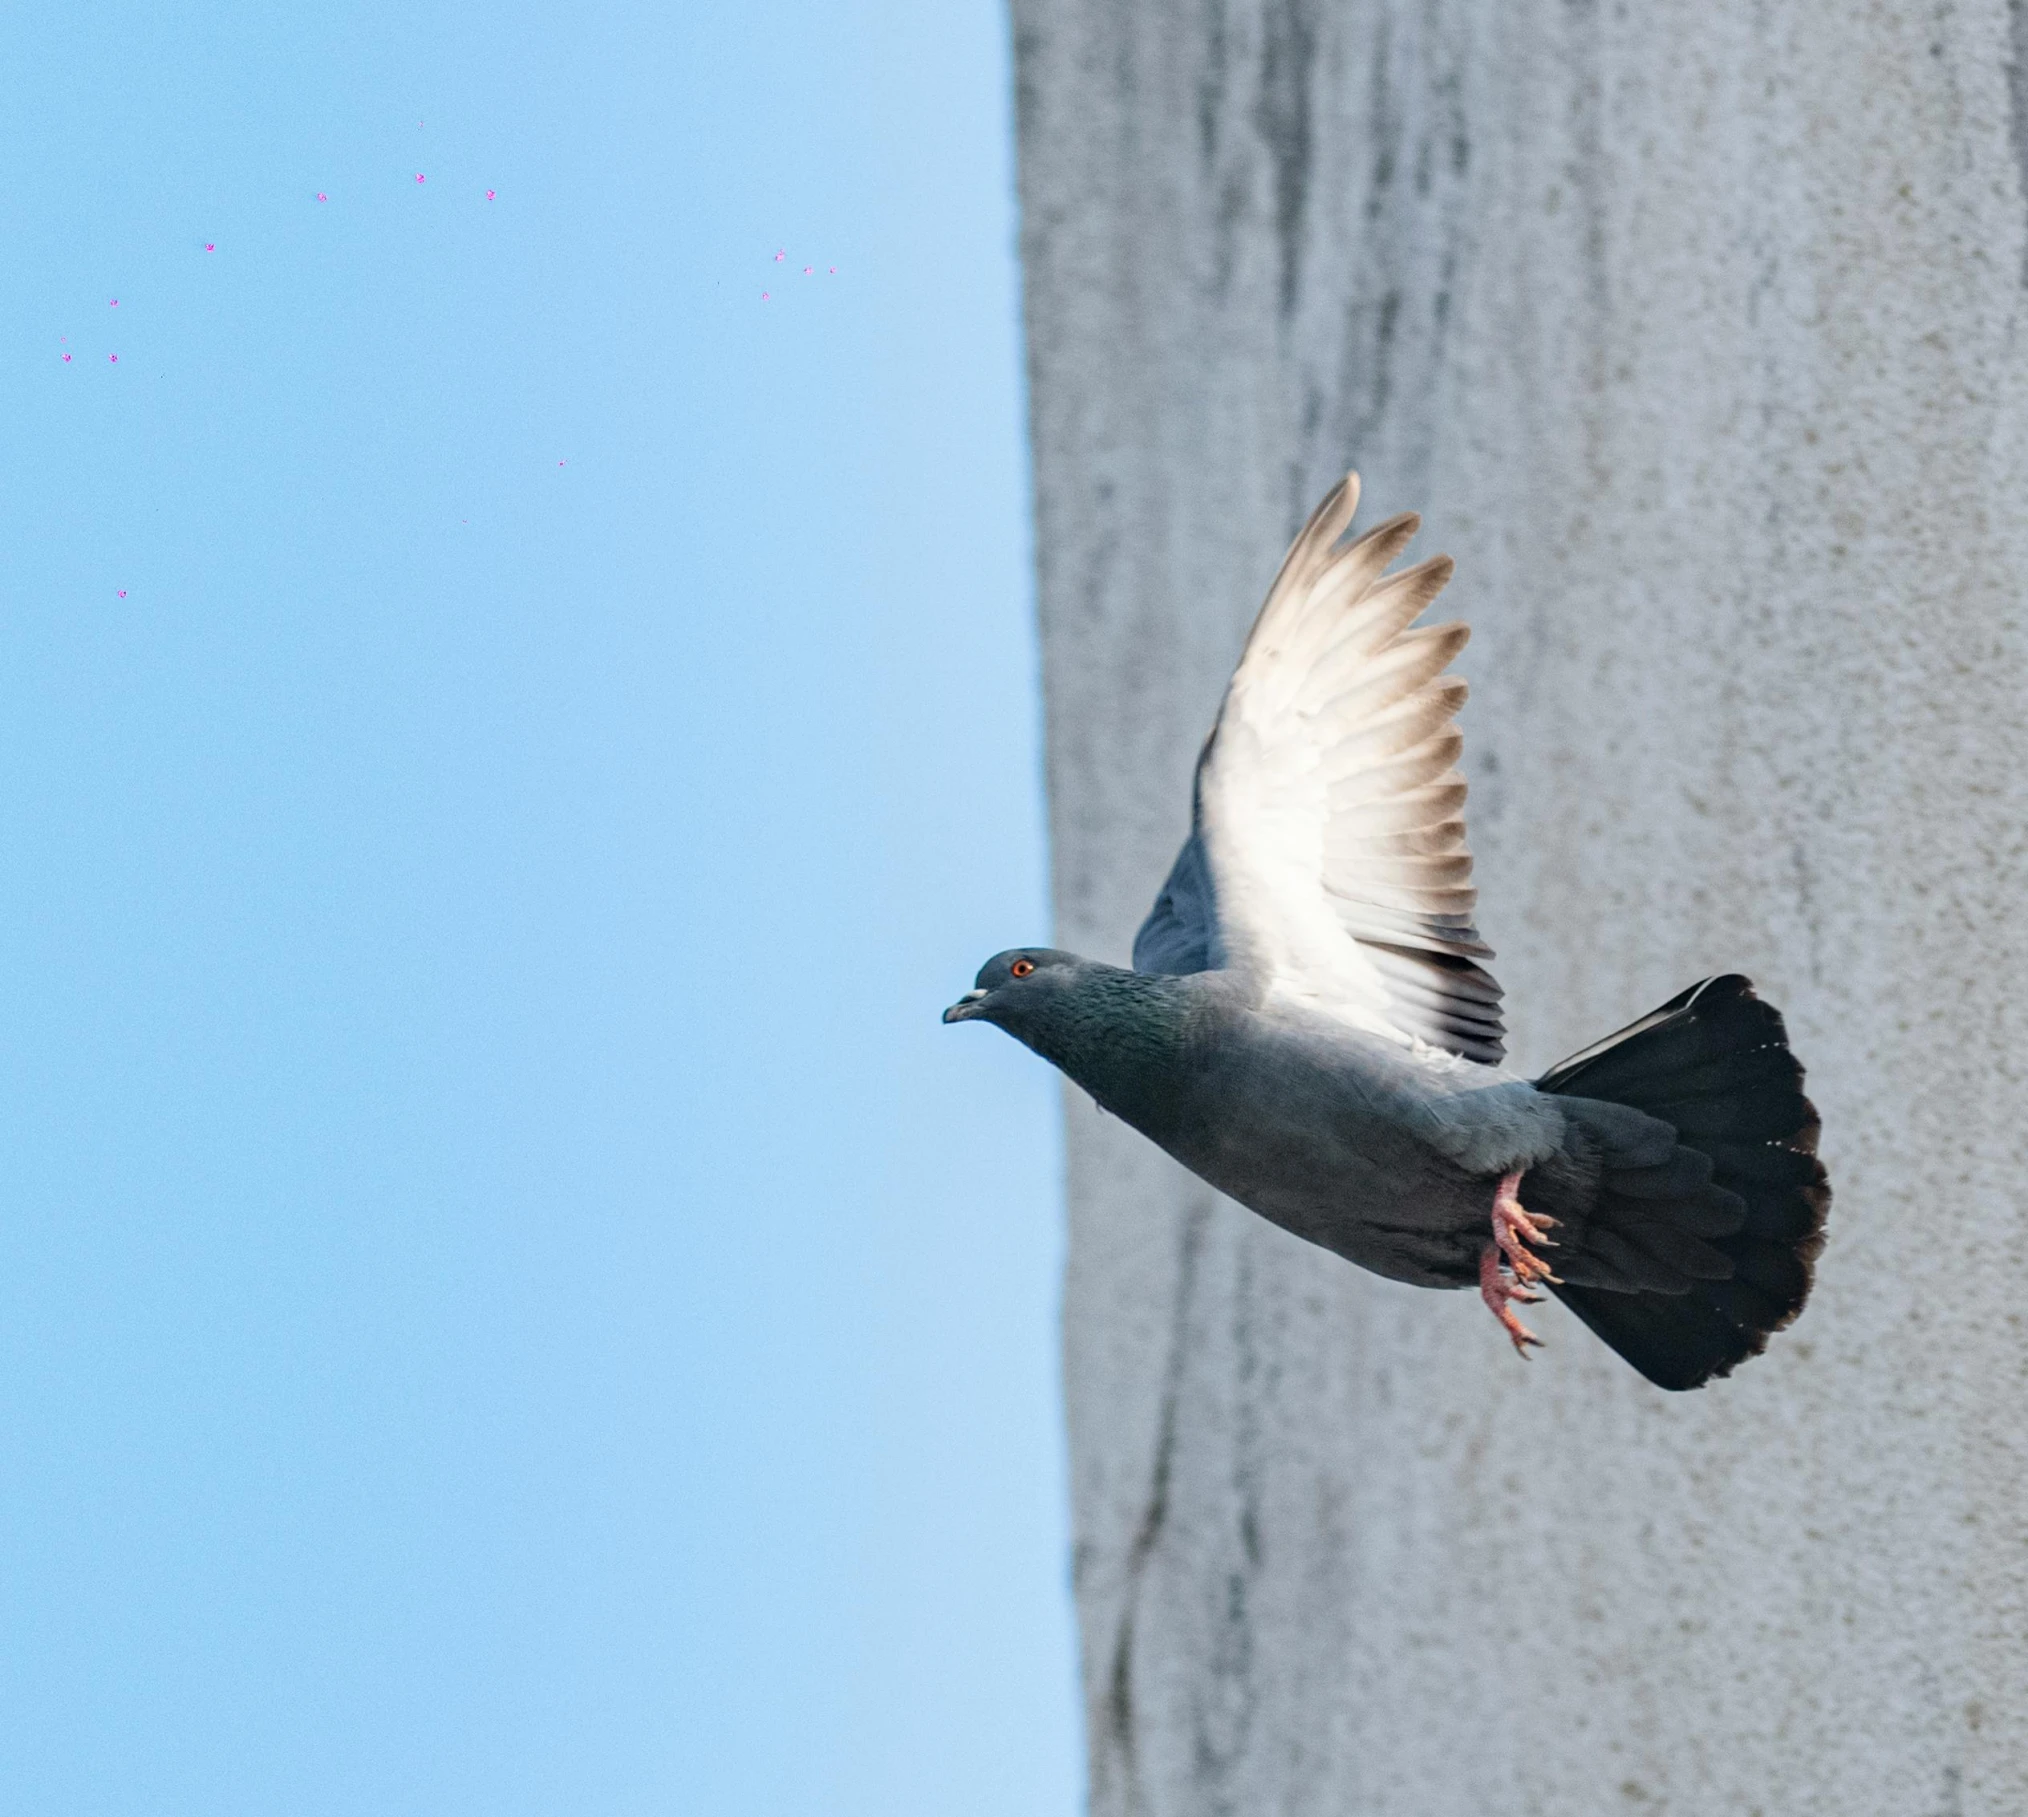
[1010,3,2028,1813]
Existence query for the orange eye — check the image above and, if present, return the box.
[1010,957,1035,979]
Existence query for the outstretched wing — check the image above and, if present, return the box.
[1131,473,1505,1064]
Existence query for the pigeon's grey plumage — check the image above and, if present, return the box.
[947,475,1829,1390]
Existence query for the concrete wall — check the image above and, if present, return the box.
[1010,3,2028,1811]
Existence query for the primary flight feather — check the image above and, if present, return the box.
[947,475,1829,1390]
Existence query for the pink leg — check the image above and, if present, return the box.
[1480,1169,1560,1357]
[1480,1244,1543,1355]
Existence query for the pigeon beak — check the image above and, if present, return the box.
[942,989,989,1024]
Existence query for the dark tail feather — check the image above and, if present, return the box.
[1536,976,1830,1391]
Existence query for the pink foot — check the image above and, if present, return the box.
[1493,1169,1559,1285]
[1480,1169,1560,1356]
[1480,1244,1543,1355]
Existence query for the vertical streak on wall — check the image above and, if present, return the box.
[1011,2,2028,1811]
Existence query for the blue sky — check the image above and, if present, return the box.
[0,5,1077,1812]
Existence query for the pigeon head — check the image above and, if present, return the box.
[942,948,1081,1028]
[943,948,1200,1136]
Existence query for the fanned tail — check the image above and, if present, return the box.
[1536,976,1831,1391]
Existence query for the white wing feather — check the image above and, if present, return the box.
[1134,473,1505,1064]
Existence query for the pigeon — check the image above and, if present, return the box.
[945,474,1829,1390]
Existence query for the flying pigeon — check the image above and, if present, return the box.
[946,474,1829,1390]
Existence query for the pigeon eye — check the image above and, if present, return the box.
[1010,958,1035,978]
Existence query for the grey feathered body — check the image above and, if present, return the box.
[1004,965,1667,1293]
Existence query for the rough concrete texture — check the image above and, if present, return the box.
[1010,3,2028,1812]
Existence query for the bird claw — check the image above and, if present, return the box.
[1493,1170,1562,1286]
[1480,1243,1545,1355]
[1480,1170,1557,1356]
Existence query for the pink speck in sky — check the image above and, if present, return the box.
[558,460,566,467]
[316,191,328,201]
[774,249,785,262]
[829,266,837,274]
[117,590,127,598]
[108,353,119,363]
[109,298,119,307]
[204,242,215,252]
[60,353,71,363]
[761,291,770,301]
[803,266,812,275]
[415,172,426,184]
[485,189,496,200]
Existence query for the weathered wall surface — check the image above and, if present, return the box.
[1011,3,2028,1812]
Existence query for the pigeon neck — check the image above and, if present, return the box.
[1020,965,1199,1134]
